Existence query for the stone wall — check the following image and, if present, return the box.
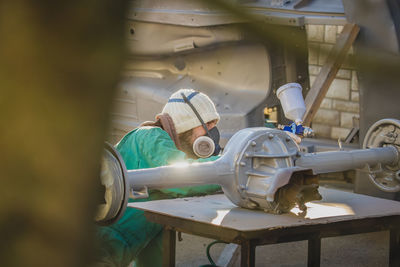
[306,24,360,140]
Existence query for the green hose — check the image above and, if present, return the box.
[199,240,229,267]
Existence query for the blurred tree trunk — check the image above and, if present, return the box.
[0,1,127,266]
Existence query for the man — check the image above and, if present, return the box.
[96,89,221,267]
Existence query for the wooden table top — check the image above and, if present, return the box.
[129,187,400,232]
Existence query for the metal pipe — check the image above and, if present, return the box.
[295,146,399,174]
[127,159,232,190]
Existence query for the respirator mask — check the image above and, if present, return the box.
[181,93,221,158]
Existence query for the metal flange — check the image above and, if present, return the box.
[95,143,129,226]
[363,118,400,192]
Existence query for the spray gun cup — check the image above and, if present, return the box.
[276,83,306,124]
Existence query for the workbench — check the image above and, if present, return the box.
[129,187,400,267]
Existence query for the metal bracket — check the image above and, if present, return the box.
[130,186,149,199]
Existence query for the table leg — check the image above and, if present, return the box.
[390,228,400,267]
[240,241,255,267]
[308,234,321,267]
[162,227,176,267]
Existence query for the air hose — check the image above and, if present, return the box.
[199,240,229,267]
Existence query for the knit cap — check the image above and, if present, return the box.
[162,89,220,134]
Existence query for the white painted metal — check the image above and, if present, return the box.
[361,118,400,192]
[97,121,400,225]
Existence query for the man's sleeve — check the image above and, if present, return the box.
[136,127,221,199]
[136,127,189,167]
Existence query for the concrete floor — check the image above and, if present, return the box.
[176,231,389,267]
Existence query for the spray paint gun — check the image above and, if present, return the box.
[276,83,314,138]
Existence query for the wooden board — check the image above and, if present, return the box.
[303,23,360,125]
[129,187,400,232]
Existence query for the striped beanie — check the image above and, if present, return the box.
[162,89,220,134]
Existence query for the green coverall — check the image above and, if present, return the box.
[96,126,220,267]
